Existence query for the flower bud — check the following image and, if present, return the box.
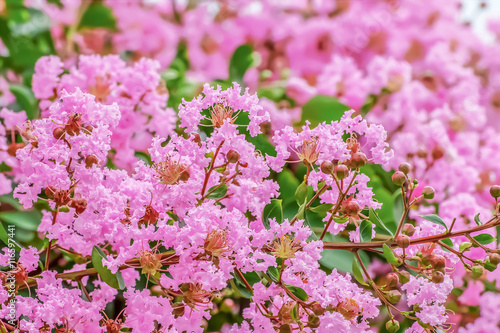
[351,152,367,168]
[398,270,410,284]
[431,146,445,160]
[7,142,26,157]
[402,224,415,237]
[85,154,99,168]
[44,186,56,199]
[391,171,406,186]
[334,165,349,180]
[396,235,410,249]
[69,198,87,215]
[416,148,427,158]
[385,273,399,289]
[320,161,334,174]
[471,265,484,279]
[459,242,472,253]
[226,149,240,163]
[344,200,361,217]
[307,313,320,328]
[311,303,325,316]
[398,162,411,174]
[430,254,446,270]
[488,253,500,265]
[180,170,190,182]
[190,133,201,145]
[385,320,400,333]
[385,290,401,304]
[432,271,444,283]
[422,186,435,199]
[279,324,292,333]
[490,185,500,199]
[53,127,65,140]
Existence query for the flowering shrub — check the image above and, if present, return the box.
[0,0,499,332]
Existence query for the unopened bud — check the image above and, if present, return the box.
[422,186,435,199]
[396,235,410,249]
[190,133,201,145]
[490,185,500,199]
[430,254,446,270]
[385,320,400,333]
[44,186,56,199]
[334,165,349,180]
[85,154,99,168]
[7,142,26,157]
[307,313,320,328]
[320,161,334,174]
[392,171,406,186]
[226,149,240,163]
[311,303,325,316]
[417,148,428,158]
[398,162,411,174]
[459,242,472,253]
[69,198,87,214]
[385,273,399,289]
[402,224,415,237]
[471,265,484,279]
[432,271,444,283]
[180,170,190,182]
[398,270,411,284]
[488,253,500,265]
[53,127,65,140]
[279,324,292,333]
[385,290,401,304]
[344,200,361,217]
[351,152,367,168]
[431,146,445,160]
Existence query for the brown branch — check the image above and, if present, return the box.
[323,216,500,250]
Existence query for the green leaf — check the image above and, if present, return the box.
[352,257,368,286]
[0,210,41,231]
[473,234,496,245]
[278,169,300,206]
[474,214,482,226]
[440,238,453,249]
[91,246,125,290]
[485,261,497,272]
[262,199,283,229]
[0,222,9,245]
[359,220,373,243]
[286,285,308,301]
[382,244,401,266]
[230,279,252,299]
[206,184,228,199]
[419,214,448,232]
[310,204,333,216]
[229,44,254,83]
[369,208,394,236]
[301,95,350,127]
[295,181,308,206]
[79,3,116,30]
[267,266,279,283]
[319,234,370,274]
[392,191,404,225]
[242,271,261,286]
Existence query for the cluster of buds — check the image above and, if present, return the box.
[52,112,93,140]
[44,186,87,214]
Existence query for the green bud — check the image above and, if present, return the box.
[386,320,400,333]
[459,242,472,253]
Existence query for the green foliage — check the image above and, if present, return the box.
[91,246,126,290]
[262,199,283,229]
[301,95,350,127]
[79,3,116,30]
[229,45,255,84]
[419,214,448,231]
